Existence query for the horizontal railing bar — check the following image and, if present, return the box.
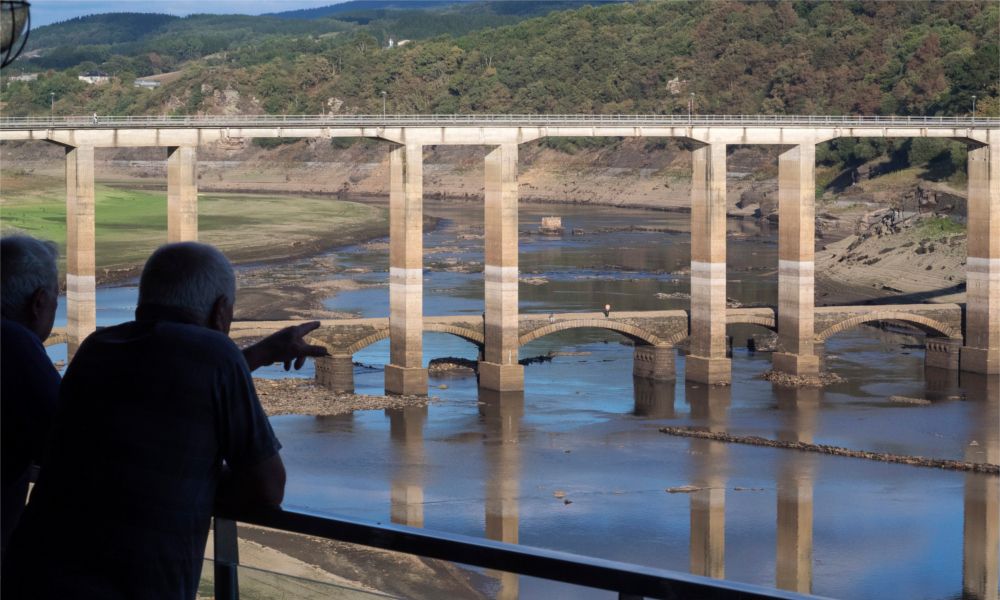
[0,113,996,130]
[217,505,821,600]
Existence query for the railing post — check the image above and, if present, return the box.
[214,517,240,600]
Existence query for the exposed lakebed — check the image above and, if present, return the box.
[51,198,997,600]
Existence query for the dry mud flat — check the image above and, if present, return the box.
[815,214,966,305]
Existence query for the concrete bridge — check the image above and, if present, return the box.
[216,303,963,392]
[4,114,997,393]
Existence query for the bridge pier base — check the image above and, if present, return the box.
[481,144,524,392]
[772,352,820,377]
[66,145,96,359]
[633,345,675,381]
[386,143,428,396]
[926,338,962,371]
[315,354,354,393]
[479,362,524,393]
[961,141,1000,375]
[775,143,819,378]
[167,145,198,242]
[687,143,731,385]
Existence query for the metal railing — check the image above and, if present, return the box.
[212,505,821,600]
[1,113,996,129]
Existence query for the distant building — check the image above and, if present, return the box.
[387,37,395,48]
[133,78,161,89]
[397,39,411,47]
[8,73,37,82]
[78,71,110,85]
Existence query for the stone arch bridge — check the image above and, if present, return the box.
[219,303,963,392]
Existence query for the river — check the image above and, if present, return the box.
[50,199,998,599]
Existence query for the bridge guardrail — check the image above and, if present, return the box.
[213,504,820,600]
[1,114,996,129]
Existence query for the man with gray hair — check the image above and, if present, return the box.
[5,242,327,599]
[0,236,61,557]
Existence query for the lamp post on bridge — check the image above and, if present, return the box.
[689,92,695,120]
[971,95,976,120]
[49,91,54,119]
[381,90,387,118]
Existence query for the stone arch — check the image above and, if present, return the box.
[816,311,961,343]
[518,319,663,347]
[43,328,68,347]
[345,325,483,355]
[663,316,776,347]
[727,313,777,331]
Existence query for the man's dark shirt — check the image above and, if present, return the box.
[4,308,280,600]
[0,318,60,555]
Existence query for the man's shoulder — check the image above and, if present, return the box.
[88,320,245,367]
[1,318,43,350]
[1,319,51,368]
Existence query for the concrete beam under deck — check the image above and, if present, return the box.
[1,124,995,147]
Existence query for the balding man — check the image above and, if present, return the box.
[4,242,326,600]
[0,236,61,557]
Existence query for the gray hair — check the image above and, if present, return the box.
[1,236,59,319]
[138,242,236,322]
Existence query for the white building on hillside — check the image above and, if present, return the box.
[78,71,110,85]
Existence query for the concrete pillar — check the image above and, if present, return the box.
[925,337,962,371]
[385,144,428,396]
[166,146,198,242]
[962,142,1000,375]
[65,145,96,358]
[480,144,524,392]
[315,354,354,393]
[388,406,426,528]
[688,143,730,384]
[774,144,820,378]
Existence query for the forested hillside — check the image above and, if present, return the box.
[2,0,996,119]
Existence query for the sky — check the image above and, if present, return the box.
[29,0,347,27]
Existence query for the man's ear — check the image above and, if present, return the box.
[207,295,233,334]
[29,287,49,318]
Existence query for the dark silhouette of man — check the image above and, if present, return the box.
[1,236,60,558]
[4,242,327,599]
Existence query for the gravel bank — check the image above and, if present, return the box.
[254,378,435,416]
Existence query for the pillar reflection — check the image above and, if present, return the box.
[687,383,730,579]
[386,406,427,528]
[961,374,999,600]
[480,389,524,599]
[773,386,820,594]
[632,377,676,418]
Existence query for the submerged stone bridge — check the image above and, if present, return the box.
[220,303,963,392]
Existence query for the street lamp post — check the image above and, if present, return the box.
[49,91,54,119]
[689,92,694,120]
[381,91,387,118]
[971,95,976,120]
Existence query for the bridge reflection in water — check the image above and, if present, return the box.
[367,373,998,598]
